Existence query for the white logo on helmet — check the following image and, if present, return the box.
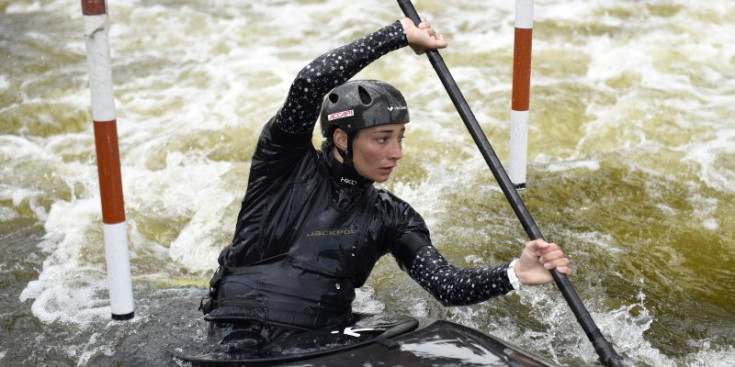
[387,106,407,111]
[328,109,354,121]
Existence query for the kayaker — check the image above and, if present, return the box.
[200,17,571,352]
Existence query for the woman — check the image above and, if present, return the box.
[200,17,571,352]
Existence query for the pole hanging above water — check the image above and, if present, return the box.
[81,0,135,321]
[508,0,534,190]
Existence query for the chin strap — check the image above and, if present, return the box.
[328,145,371,188]
[335,133,355,168]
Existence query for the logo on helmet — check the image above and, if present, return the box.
[328,109,354,121]
[387,106,407,112]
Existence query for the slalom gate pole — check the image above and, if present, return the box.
[81,0,135,321]
[509,0,533,189]
[396,1,624,366]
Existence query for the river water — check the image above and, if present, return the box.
[1,0,734,366]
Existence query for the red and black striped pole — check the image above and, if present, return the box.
[81,0,134,320]
[508,0,533,190]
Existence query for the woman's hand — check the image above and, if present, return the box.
[514,239,572,286]
[400,17,447,54]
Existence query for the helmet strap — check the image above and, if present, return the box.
[335,145,349,165]
[344,133,355,167]
[334,131,355,168]
[328,144,371,188]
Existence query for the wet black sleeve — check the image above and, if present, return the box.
[273,21,408,135]
[389,201,515,306]
[402,245,515,306]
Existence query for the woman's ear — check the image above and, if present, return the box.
[333,128,348,151]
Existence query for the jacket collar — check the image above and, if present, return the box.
[326,149,373,189]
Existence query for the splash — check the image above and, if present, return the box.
[3,0,735,366]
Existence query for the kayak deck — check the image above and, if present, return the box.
[174,314,558,367]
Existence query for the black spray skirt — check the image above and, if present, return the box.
[174,313,558,367]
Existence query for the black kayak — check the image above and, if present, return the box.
[173,314,558,367]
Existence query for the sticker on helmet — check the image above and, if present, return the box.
[387,106,407,111]
[328,110,354,121]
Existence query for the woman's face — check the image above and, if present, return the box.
[335,124,405,182]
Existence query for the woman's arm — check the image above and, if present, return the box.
[399,239,572,306]
[403,245,515,306]
[274,18,447,135]
[274,22,407,135]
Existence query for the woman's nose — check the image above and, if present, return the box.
[388,140,403,160]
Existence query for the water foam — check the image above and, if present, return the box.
[5,1,734,366]
[19,200,111,325]
[682,129,735,193]
[506,287,679,366]
[684,343,735,367]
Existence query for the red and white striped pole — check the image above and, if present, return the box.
[81,0,134,320]
[509,0,534,190]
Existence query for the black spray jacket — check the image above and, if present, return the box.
[205,22,514,330]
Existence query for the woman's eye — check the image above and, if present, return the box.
[376,138,387,144]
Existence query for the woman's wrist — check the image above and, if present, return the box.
[507,259,522,290]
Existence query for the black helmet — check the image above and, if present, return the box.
[320,80,410,142]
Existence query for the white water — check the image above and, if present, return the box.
[2,0,735,366]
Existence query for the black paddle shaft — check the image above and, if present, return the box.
[396,1,624,366]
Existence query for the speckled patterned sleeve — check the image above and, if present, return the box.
[405,246,514,306]
[274,21,408,135]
